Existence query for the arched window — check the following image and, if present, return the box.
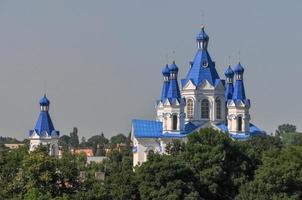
[172,115,178,130]
[201,99,209,119]
[215,98,222,119]
[237,116,243,132]
[187,99,194,119]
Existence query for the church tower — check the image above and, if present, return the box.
[29,95,60,156]
[156,62,185,132]
[227,63,251,134]
[181,26,225,125]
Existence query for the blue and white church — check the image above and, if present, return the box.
[29,95,60,156]
[131,26,265,166]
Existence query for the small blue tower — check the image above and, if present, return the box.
[227,62,251,134]
[161,64,170,102]
[29,95,60,156]
[225,66,234,101]
[167,61,181,102]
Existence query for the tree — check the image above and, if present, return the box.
[236,146,302,200]
[276,123,297,136]
[110,133,128,147]
[58,135,71,151]
[69,127,79,148]
[87,133,109,155]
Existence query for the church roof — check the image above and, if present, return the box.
[132,119,198,138]
[215,123,265,140]
[29,95,59,137]
[132,119,265,140]
[183,28,220,86]
[184,50,220,86]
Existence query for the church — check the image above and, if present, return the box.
[131,26,265,166]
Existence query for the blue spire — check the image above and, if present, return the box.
[183,26,220,86]
[225,66,234,101]
[233,62,246,100]
[30,95,59,137]
[167,61,181,102]
[161,64,170,102]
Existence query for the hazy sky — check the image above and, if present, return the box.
[0,0,301,139]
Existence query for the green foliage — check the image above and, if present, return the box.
[276,123,297,136]
[110,133,129,147]
[69,127,79,148]
[2,126,302,199]
[58,135,71,151]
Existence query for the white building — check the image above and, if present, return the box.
[131,26,265,167]
[29,95,60,156]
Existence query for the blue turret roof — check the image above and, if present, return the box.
[225,66,234,77]
[39,94,50,106]
[161,65,170,101]
[29,95,59,137]
[183,28,220,86]
[167,62,181,102]
[196,26,209,41]
[234,62,244,74]
[169,61,179,72]
[162,64,170,76]
[233,62,246,100]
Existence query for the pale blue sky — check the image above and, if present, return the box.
[0,0,301,139]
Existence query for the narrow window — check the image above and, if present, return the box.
[238,116,243,131]
[201,99,209,119]
[216,99,222,119]
[187,99,194,119]
[172,115,178,130]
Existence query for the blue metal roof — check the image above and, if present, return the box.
[162,64,170,77]
[233,78,246,100]
[184,49,220,86]
[39,94,50,106]
[234,62,244,74]
[132,119,265,141]
[196,26,209,41]
[167,62,181,102]
[29,96,59,137]
[216,123,265,141]
[225,66,234,77]
[132,119,198,138]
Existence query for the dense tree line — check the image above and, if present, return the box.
[0,125,301,199]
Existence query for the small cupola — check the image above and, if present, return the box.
[225,66,234,83]
[234,62,244,80]
[196,26,209,50]
[169,61,179,79]
[162,64,170,81]
[39,94,50,111]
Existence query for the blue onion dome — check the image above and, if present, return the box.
[196,26,209,41]
[162,64,170,76]
[169,61,179,73]
[225,66,234,77]
[234,62,244,74]
[39,94,50,106]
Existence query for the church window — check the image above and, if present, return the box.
[216,98,222,119]
[201,99,209,119]
[172,115,178,130]
[187,99,194,119]
[238,116,243,132]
